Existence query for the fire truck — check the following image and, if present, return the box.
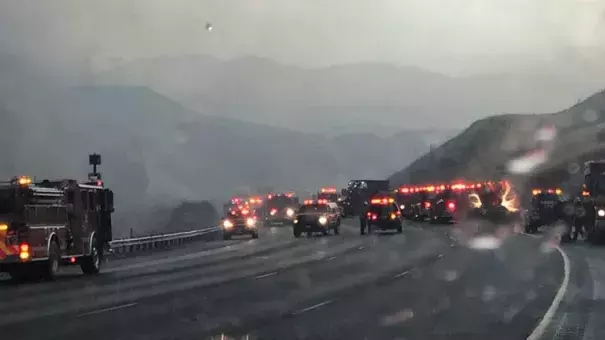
[315,187,339,202]
[0,154,114,281]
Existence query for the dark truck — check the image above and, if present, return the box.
[341,180,390,217]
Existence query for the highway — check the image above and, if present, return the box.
[0,220,571,340]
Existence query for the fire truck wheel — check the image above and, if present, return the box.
[81,236,102,275]
[41,242,60,280]
[293,228,302,238]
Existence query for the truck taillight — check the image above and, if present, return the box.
[424,202,431,209]
[19,243,30,260]
[371,214,377,220]
[447,202,456,210]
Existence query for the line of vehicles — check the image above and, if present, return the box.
[219,159,605,244]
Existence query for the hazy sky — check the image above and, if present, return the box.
[0,0,604,75]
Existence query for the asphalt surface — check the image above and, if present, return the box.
[0,219,565,340]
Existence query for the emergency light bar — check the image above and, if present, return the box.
[532,188,562,196]
[370,198,394,204]
[320,187,337,193]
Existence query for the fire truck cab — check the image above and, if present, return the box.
[0,175,114,281]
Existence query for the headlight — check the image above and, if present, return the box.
[400,204,405,210]
[294,219,298,224]
[598,209,605,217]
[286,208,294,217]
[318,216,328,225]
[246,217,256,227]
[223,220,233,229]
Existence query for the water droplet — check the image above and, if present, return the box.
[444,270,459,281]
[583,109,599,123]
[482,286,497,301]
[568,162,580,174]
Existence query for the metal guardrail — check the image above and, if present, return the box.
[109,226,220,254]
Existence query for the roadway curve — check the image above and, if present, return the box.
[1,220,564,340]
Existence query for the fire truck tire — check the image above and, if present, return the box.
[81,236,102,275]
[293,228,302,238]
[41,242,60,280]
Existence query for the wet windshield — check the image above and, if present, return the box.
[2,2,602,340]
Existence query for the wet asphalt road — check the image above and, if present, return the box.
[0,220,567,340]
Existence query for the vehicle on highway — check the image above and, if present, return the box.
[0,155,114,281]
[523,188,565,233]
[263,192,299,226]
[222,196,246,216]
[410,188,434,221]
[222,206,259,240]
[293,200,341,237]
[316,187,339,202]
[428,184,477,223]
[360,196,403,235]
[341,179,390,217]
[574,160,605,243]
[395,186,419,219]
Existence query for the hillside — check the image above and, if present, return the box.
[389,90,605,190]
[92,55,602,134]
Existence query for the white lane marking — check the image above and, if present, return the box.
[292,300,333,315]
[358,246,365,250]
[326,256,336,261]
[437,254,443,259]
[253,271,278,280]
[77,303,138,317]
[526,244,570,340]
[450,243,455,247]
[394,270,409,278]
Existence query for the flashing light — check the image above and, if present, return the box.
[447,201,456,210]
[317,199,328,204]
[304,200,314,205]
[583,190,590,197]
[286,208,295,217]
[400,204,405,210]
[390,213,397,220]
[246,217,256,227]
[241,209,250,215]
[547,189,554,194]
[532,189,542,195]
[400,187,410,193]
[286,192,294,198]
[223,220,234,229]
[555,189,562,195]
[476,183,482,188]
[598,209,605,217]
[270,209,277,216]
[70,257,76,264]
[318,216,328,225]
[371,214,377,220]
[0,223,7,232]
[294,219,298,224]
[424,201,431,209]
[19,243,30,260]
[370,198,391,205]
[267,194,273,199]
[439,185,446,190]
[17,176,32,186]
[321,187,337,193]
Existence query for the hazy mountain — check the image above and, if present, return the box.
[93,55,603,134]
[389,89,605,193]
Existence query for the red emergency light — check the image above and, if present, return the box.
[321,187,337,193]
[400,187,410,194]
[447,201,456,210]
[424,201,431,209]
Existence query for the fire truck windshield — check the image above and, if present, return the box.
[267,196,294,207]
[317,193,338,202]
